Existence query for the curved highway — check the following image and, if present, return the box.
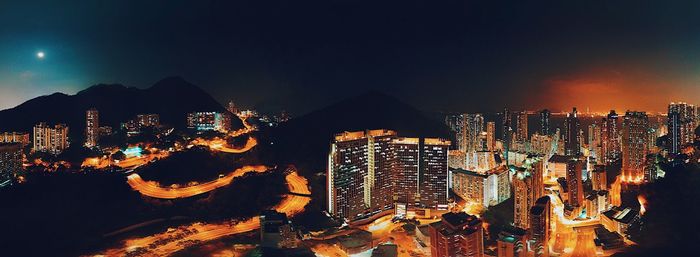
[126,165,269,199]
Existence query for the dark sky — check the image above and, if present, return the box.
[2,0,700,114]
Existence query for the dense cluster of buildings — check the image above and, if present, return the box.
[186,111,232,132]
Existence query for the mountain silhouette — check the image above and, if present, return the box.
[262,90,451,173]
[0,76,242,141]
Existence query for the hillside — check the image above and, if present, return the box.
[0,76,242,140]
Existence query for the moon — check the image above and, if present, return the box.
[36,51,45,59]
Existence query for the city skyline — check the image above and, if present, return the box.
[2,1,700,257]
[3,1,700,114]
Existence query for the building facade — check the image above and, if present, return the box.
[429,212,484,257]
[621,111,649,182]
[563,108,581,156]
[529,196,551,257]
[33,123,69,154]
[85,108,99,148]
[667,102,696,154]
[327,130,450,221]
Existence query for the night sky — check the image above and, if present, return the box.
[2,0,700,114]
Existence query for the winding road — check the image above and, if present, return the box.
[93,115,312,256]
[98,170,311,257]
[126,165,269,199]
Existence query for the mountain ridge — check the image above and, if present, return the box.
[0,77,242,140]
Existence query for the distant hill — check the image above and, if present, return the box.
[261,91,451,174]
[0,76,242,140]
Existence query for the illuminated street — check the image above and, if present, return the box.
[126,165,269,199]
[98,170,311,256]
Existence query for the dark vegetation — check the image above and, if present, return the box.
[0,168,287,256]
[137,145,248,185]
[613,157,700,256]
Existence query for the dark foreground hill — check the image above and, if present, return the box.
[261,91,451,174]
[0,76,242,140]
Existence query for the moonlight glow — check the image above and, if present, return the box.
[36,51,45,59]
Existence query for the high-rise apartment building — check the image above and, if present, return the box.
[392,137,420,207]
[591,165,607,191]
[452,166,510,208]
[515,111,528,142]
[85,108,99,148]
[540,109,550,135]
[429,212,484,257]
[529,196,551,257]
[513,157,544,229]
[0,143,22,187]
[602,110,621,162]
[566,158,584,207]
[667,102,697,154]
[563,108,581,156]
[622,111,649,181]
[487,122,496,151]
[588,122,602,162]
[460,114,485,153]
[503,108,512,163]
[327,130,450,221]
[33,123,69,155]
[419,138,451,208]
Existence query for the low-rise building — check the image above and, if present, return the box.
[601,206,639,238]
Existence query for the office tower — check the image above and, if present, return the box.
[515,111,528,142]
[260,210,299,248]
[429,212,484,257]
[328,130,450,221]
[530,196,551,257]
[0,143,22,187]
[566,158,584,207]
[452,166,510,208]
[563,108,581,156]
[540,109,550,135]
[487,122,496,151]
[85,108,99,148]
[497,226,527,257]
[622,111,649,181]
[603,110,621,162]
[668,102,697,154]
[591,165,607,191]
[136,114,160,128]
[461,114,485,153]
[512,158,544,229]
[33,123,69,155]
[419,138,451,209]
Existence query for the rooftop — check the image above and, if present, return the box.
[549,154,572,163]
[603,206,639,224]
